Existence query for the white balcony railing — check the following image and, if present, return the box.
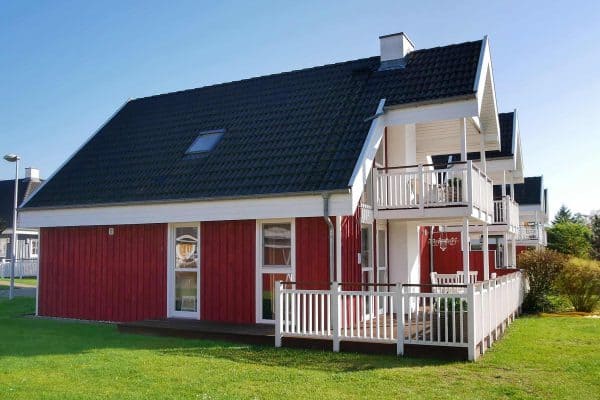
[375,161,494,220]
[493,196,520,231]
[518,225,542,242]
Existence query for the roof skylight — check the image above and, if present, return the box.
[186,130,224,154]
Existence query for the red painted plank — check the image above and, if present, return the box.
[38,224,167,322]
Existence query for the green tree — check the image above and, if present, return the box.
[553,205,580,224]
[547,221,592,258]
[591,215,600,260]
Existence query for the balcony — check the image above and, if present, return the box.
[374,161,494,223]
[517,225,546,246]
[492,196,520,233]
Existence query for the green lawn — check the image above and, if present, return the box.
[0,298,598,399]
[0,278,37,289]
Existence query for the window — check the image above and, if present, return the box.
[30,239,39,258]
[171,224,200,315]
[186,130,224,154]
[257,220,295,322]
[262,223,292,267]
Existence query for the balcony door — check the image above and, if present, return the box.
[169,224,200,318]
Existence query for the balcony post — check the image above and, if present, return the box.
[479,130,487,173]
[462,217,470,283]
[418,164,424,209]
[502,171,507,197]
[460,117,467,161]
[503,234,509,268]
[511,234,517,268]
[483,223,490,280]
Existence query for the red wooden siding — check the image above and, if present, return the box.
[38,224,167,322]
[419,231,513,284]
[296,217,330,289]
[341,208,362,286]
[201,220,256,324]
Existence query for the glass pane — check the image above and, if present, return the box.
[175,226,198,269]
[377,230,386,269]
[263,223,291,267]
[175,271,197,312]
[262,273,292,320]
[378,270,387,285]
[361,227,371,269]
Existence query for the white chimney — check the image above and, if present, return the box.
[379,32,415,61]
[25,167,40,181]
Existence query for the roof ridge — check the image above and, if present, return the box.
[131,39,484,103]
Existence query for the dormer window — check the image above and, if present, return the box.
[186,129,224,155]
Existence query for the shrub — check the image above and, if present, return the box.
[555,258,600,312]
[517,249,568,313]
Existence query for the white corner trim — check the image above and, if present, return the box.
[21,100,131,209]
[19,193,353,228]
[473,36,489,94]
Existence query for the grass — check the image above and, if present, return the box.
[0,278,37,289]
[0,298,598,399]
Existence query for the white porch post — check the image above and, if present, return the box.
[502,171,507,197]
[275,281,282,347]
[479,130,487,173]
[335,217,342,281]
[511,234,517,268]
[509,174,515,199]
[483,223,489,280]
[462,217,470,283]
[460,118,467,161]
[331,281,340,352]
[503,234,509,268]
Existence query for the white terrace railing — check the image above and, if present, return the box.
[375,160,494,220]
[493,196,520,231]
[0,259,39,278]
[275,272,524,361]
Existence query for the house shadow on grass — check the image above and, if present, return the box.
[1,298,457,372]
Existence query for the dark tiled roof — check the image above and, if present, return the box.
[512,176,543,205]
[493,176,543,204]
[431,111,515,166]
[0,179,43,230]
[25,40,483,208]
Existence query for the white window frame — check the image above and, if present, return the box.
[167,222,201,319]
[30,238,39,258]
[255,218,296,324]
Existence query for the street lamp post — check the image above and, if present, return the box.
[4,154,20,300]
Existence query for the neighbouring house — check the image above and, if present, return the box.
[513,176,548,252]
[0,168,43,278]
[20,32,529,360]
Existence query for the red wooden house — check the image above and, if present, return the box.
[20,32,530,360]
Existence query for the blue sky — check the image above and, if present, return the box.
[1,0,598,217]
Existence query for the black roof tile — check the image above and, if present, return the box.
[25,40,483,208]
[0,179,43,230]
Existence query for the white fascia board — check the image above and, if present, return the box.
[348,101,386,212]
[18,193,353,228]
[20,100,131,209]
[384,98,479,126]
[474,36,501,148]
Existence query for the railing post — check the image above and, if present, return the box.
[331,281,340,352]
[396,283,404,356]
[467,283,476,361]
[275,281,282,347]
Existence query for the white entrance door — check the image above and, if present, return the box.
[169,224,200,318]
